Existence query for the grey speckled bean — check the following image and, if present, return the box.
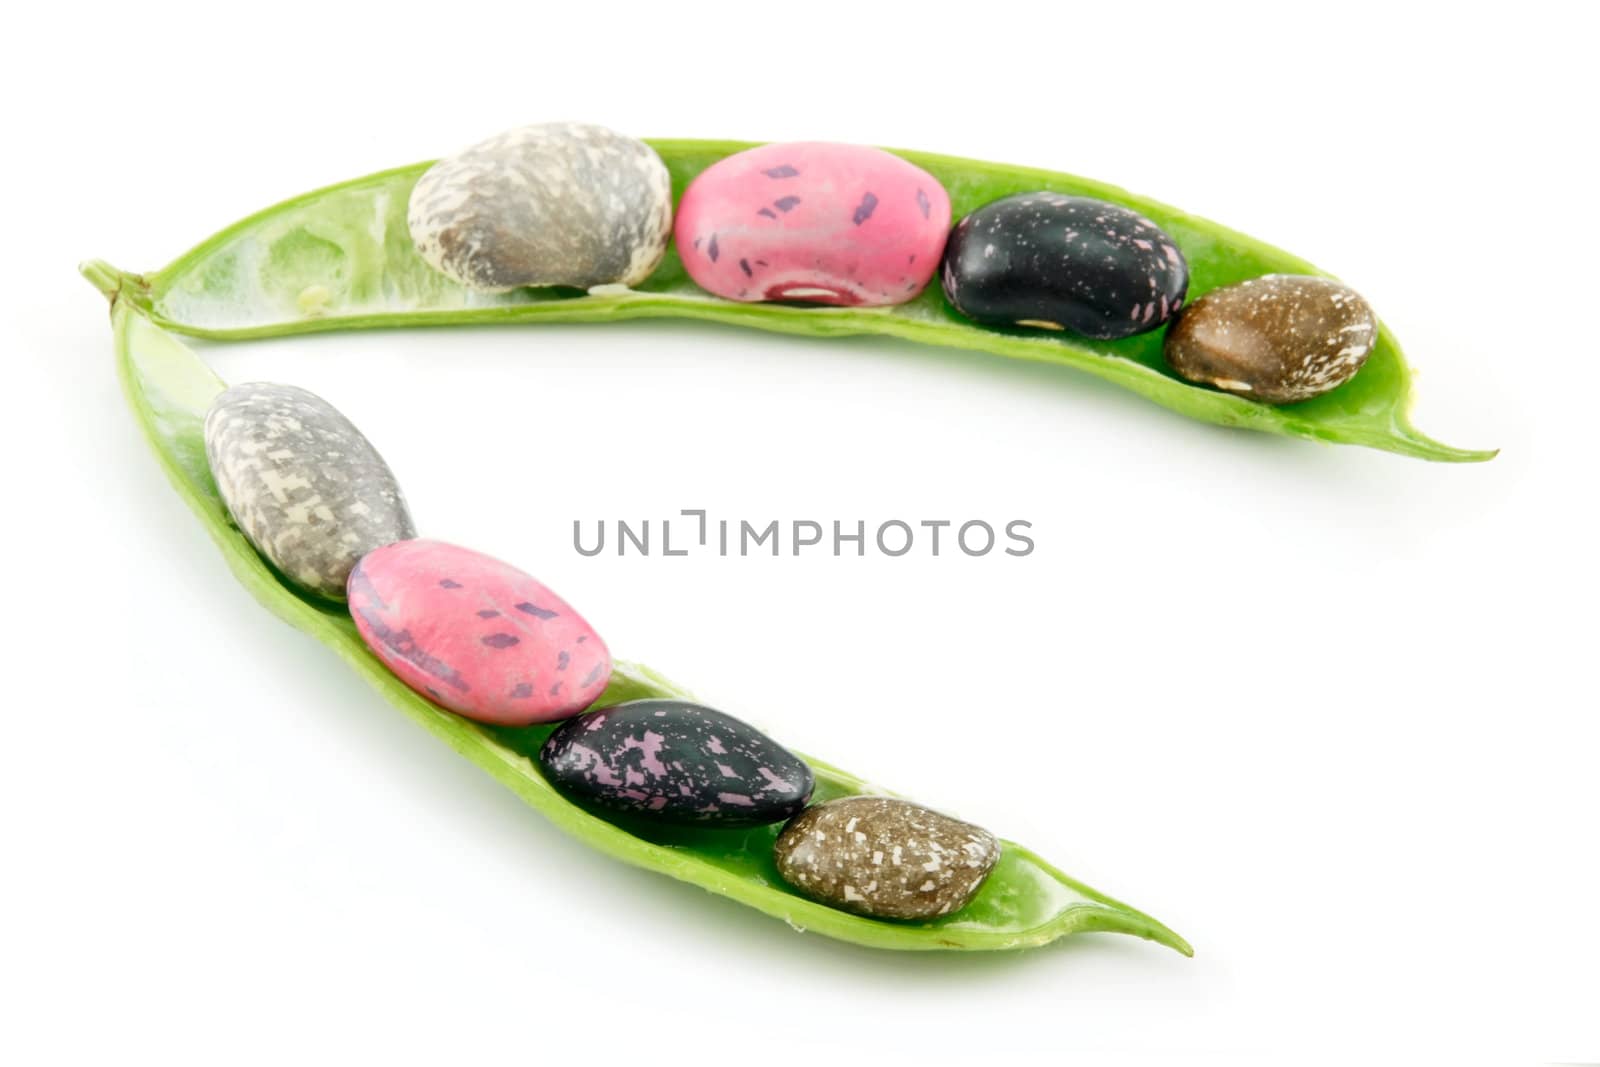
[204,383,415,600]
[408,122,673,292]
[774,796,1001,920]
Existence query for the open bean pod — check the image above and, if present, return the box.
[89,290,1190,954]
[85,139,1492,462]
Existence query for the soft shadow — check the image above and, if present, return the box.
[196,316,1351,477]
[351,692,1191,981]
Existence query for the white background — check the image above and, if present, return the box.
[2,2,1595,1064]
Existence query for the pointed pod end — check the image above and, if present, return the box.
[1415,441,1500,464]
[1373,419,1499,463]
[1059,899,1194,957]
[1409,431,1499,463]
[1108,907,1194,958]
[1153,924,1195,958]
[1385,410,1499,463]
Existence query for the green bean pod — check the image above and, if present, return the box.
[86,284,1190,955]
[85,139,1491,461]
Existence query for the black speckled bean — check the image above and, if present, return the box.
[538,700,814,827]
[941,192,1188,340]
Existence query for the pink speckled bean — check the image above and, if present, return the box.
[348,539,610,725]
[674,142,952,307]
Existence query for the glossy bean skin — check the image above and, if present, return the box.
[940,192,1188,340]
[539,699,813,827]
[88,274,1195,954]
[93,140,1492,461]
[348,539,610,726]
[80,129,1492,954]
[1164,274,1379,403]
[674,142,951,306]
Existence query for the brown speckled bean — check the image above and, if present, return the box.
[1163,274,1379,404]
[773,796,1000,921]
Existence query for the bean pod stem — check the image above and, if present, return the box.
[84,138,1493,462]
[89,277,1190,955]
